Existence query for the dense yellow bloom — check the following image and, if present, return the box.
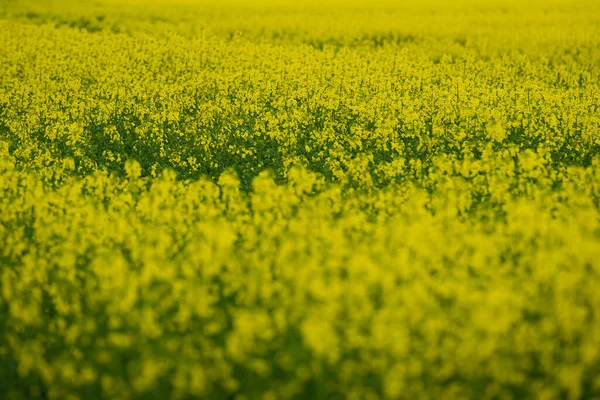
[1,0,600,399]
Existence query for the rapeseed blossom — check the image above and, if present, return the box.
[1,0,600,398]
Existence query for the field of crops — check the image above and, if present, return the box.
[1,0,600,398]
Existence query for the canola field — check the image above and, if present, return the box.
[1,0,600,398]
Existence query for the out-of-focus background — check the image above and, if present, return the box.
[2,0,599,60]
